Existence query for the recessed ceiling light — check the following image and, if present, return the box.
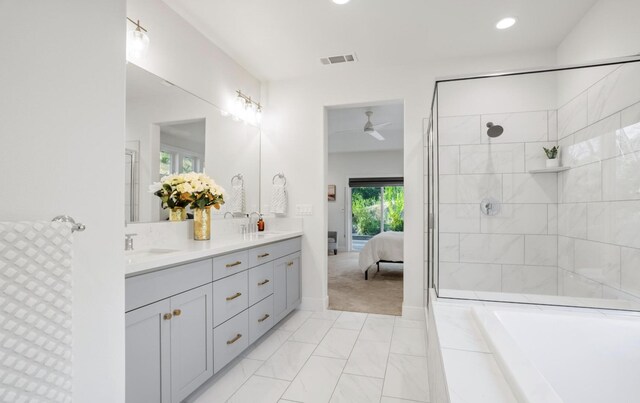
[496,17,517,30]
[332,0,350,4]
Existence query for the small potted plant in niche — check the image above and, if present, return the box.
[543,146,560,168]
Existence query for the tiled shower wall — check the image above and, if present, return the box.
[557,62,640,302]
[437,110,560,295]
[431,61,640,305]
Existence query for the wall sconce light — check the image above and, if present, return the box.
[232,90,263,126]
[127,18,150,59]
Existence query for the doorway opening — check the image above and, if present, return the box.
[326,101,404,315]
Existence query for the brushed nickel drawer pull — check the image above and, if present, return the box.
[172,309,182,317]
[258,279,270,286]
[226,292,242,301]
[258,253,270,258]
[226,261,242,268]
[258,314,270,323]
[287,261,294,267]
[163,313,172,320]
[226,333,242,345]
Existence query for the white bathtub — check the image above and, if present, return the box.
[472,307,640,403]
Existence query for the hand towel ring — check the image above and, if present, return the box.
[272,173,287,186]
[231,173,244,186]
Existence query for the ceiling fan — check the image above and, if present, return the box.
[334,110,391,141]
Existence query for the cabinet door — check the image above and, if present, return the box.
[286,253,301,310]
[273,258,287,319]
[126,299,171,403]
[170,284,213,403]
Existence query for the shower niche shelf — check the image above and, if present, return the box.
[529,166,571,174]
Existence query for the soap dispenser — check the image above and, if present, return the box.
[257,214,265,232]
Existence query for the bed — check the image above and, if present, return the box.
[358,231,403,280]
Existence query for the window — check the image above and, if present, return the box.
[159,146,203,178]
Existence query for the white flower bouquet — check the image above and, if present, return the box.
[150,172,225,210]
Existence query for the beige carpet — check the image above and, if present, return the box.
[328,252,403,316]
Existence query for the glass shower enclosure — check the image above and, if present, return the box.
[426,56,640,311]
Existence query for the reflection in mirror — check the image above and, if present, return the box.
[125,63,261,223]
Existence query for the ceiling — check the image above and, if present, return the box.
[328,102,403,153]
[164,0,597,81]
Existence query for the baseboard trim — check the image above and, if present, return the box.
[402,304,426,320]
[300,296,327,311]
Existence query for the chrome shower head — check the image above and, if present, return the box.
[486,122,504,137]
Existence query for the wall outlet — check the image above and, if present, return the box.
[295,204,313,216]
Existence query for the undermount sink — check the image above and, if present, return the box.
[126,248,180,259]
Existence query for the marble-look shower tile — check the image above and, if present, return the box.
[440,174,503,204]
[282,356,345,403]
[330,374,383,403]
[390,327,427,357]
[547,204,558,235]
[602,285,640,307]
[290,318,334,344]
[440,204,480,233]
[439,115,481,145]
[382,354,430,402]
[480,111,548,144]
[548,110,558,141]
[561,162,602,203]
[439,146,460,174]
[587,200,640,249]
[459,233,524,264]
[568,114,622,167]
[524,235,558,266]
[433,304,490,352]
[621,247,640,297]
[313,328,359,359]
[602,150,640,201]
[227,375,290,403]
[343,339,390,378]
[459,143,525,174]
[558,269,603,299]
[441,349,518,403]
[588,63,640,125]
[480,204,548,235]
[439,233,459,262]
[502,173,557,204]
[558,202,587,238]
[502,265,558,295]
[525,141,558,171]
[557,236,575,271]
[620,101,640,153]
[439,262,502,293]
[574,239,621,288]
[255,341,316,381]
[558,91,588,139]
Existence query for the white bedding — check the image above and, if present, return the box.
[358,231,404,273]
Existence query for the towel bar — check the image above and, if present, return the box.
[272,172,287,186]
[231,173,244,186]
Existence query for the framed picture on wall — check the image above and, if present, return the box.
[328,184,336,201]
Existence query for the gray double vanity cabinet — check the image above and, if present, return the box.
[125,235,302,402]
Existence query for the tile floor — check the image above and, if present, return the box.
[187,309,430,403]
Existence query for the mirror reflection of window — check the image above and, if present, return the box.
[158,118,205,177]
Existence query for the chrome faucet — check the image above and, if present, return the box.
[248,212,260,233]
[125,233,137,251]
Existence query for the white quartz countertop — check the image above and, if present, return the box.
[125,230,303,277]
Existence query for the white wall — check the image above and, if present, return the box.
[261,49,556,317]
[127,0,261,113]
[327,151,404,251]
[0,1,126,402]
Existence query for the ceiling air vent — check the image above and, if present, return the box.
[320,53,357,65]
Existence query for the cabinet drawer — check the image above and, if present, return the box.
[248,237,302,267]
[213,250,249,281]
[126,259,213,312]
[249,295,274,344]
[213,310,248,373]
[213,271,249,327]
[248,262,274,306]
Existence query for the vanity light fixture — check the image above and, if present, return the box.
[232,90,263,126]
[496,17,517,30]
[127,17,150,58]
